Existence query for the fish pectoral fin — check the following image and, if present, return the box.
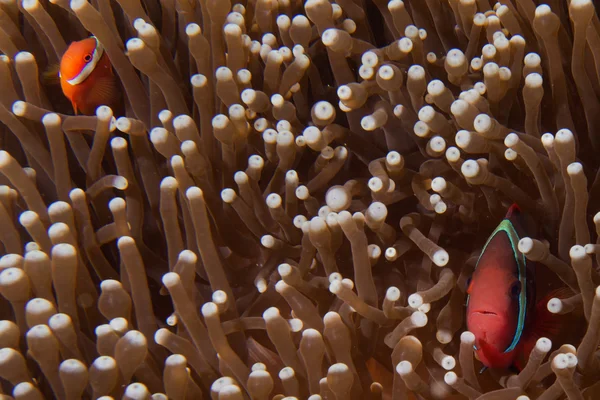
[532,287,574,338]
[543,287,575,302]
[87,76,118,111]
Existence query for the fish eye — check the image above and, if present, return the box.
[83,53,93,62]
[510,281,521,298]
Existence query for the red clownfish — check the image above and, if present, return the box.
[59,36,118,115]
[466,204,563,371]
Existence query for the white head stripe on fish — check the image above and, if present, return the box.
[66,36,104,86]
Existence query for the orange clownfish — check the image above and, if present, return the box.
[59,36,118,115]
[466,204,563,371]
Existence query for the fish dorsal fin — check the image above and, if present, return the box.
[474,218,528,353]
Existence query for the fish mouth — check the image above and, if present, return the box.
[473,310,498,316]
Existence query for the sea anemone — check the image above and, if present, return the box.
[0,0,599,398]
